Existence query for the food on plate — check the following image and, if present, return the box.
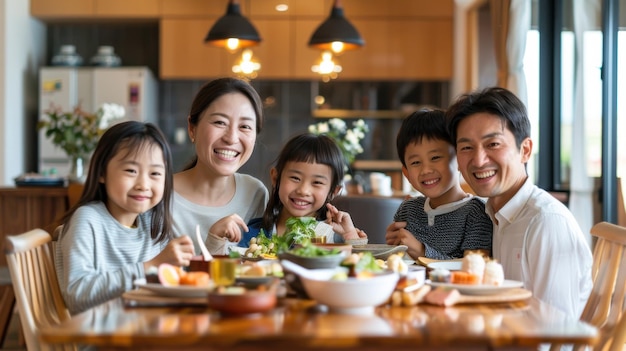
[389,284,432,307]
[482,260,504,286]
[429,268,452,283]
[158,263,183,287]
[461,252,485,283]
[384,253,409,274]
[341,252,382,278]
[179,271,211,286]
[157,263,210,287]
[424,287,461,306]
[240,264,266,277]
[451,271,480,285]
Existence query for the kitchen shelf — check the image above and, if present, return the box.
[312,109,407,119]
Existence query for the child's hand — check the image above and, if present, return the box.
[145,235,195,270]
[325,203,359,240]
[385,221,424,258]
[209,214,249,243]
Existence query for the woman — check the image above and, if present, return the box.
[173,78,268,255]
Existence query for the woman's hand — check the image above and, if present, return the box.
[385,221,424,258]
[209,214,248,243]
[144,235,195,270]
[325,203,360,240]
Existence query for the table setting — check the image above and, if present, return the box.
[41,224,598,350]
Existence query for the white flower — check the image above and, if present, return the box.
[307,118,369,169]
[99,103,125,129]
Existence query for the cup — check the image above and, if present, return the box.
[311,236,327,244]
[189,255,210,273]
[210,258,237,286]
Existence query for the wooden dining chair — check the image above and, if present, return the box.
[5,228,75,351]
[551,221,626,351]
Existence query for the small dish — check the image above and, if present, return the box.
[428,279,524,296]
[427,261,463,271]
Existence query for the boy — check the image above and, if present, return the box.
[386,109,492,260]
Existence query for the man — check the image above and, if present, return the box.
[445,87,592,319]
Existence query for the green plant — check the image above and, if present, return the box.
[308,118,369,167]
[37,103,125,159]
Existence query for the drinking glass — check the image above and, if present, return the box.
[210,258,237,286]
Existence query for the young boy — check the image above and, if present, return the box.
[385,109,492,260]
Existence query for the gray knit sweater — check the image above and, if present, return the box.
[394,196,492,260]
[55,202,167,315]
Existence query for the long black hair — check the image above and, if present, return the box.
[261,133,346,232]
[61,121,174,244]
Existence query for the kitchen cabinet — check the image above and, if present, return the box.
[159,0,231,17]
[0,187,69,266]
[31,0,160,19]
[31,0,95,18]
[388,19,453,80]
[160,19,231,79]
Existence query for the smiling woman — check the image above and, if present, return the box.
[171,78,269,256]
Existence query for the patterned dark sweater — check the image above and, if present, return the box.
[394,196,493,260]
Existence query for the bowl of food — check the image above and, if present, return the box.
[208,281,278,315]
[278,246,346,270]
[281,260,399,314]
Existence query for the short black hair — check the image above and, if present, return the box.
[396,108,449,167]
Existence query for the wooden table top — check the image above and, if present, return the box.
[39,295,598,351]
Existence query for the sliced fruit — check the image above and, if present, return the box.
[158,263,181,286]
[179,271,210,286]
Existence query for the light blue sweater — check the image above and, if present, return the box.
[55,202,167,315]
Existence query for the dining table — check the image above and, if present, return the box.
[39,290,598,351]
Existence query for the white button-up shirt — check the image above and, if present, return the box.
[487,178,593,319]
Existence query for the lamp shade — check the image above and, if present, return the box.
[308,0,364,53]
[204,0,261,50]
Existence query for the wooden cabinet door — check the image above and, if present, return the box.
[160,19,231,79]
[387,19,453,80]
[31,0,95,18]
[250,19,291,79]
[160,0,229,17]
[292,19,328,80]
[338,19,390,80]
[95,0,160,18]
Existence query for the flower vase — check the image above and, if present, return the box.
[68,156,86,183]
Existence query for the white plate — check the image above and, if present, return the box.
[428,279,524,296]
[427,261,463,271]
[134,279,213,298]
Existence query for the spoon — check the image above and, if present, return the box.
[280,260,345,281]
[195,224,213,261]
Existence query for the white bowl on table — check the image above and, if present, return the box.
[281,260,399,314]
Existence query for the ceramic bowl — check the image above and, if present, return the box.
[297,268,399,314]
[208,281,278,315]
[278,251,345,270]
[312,243,352,256]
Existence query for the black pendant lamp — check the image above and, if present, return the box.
[308,0,364,54]
[204,0,261,51]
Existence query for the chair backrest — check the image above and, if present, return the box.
[558,221,626,351]
[5,228,73,351]
[331,195,404,244]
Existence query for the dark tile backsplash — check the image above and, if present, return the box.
[46,23,450,188]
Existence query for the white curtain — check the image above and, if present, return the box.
[571,0,601,245]
[505,0,530,102]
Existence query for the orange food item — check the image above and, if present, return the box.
[451,271,480,285]
[179,271,210,286]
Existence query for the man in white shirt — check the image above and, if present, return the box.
[445,87,592,319]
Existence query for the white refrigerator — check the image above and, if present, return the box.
[38,66,158,176]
